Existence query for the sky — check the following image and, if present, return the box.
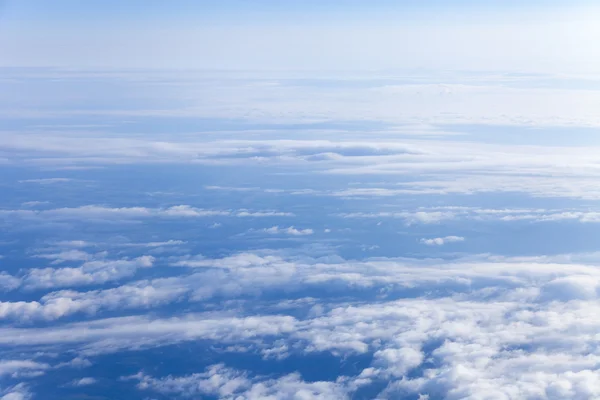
[1,0,600,71]
[4,1,600,400]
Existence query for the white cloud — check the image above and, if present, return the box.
[262,226,314,236]
[160,205,228,217]
[34,250,92,264]
[0,383,31,400]
[18,178,74,184]
[0,277,188,322]
[5,104,600,203]
[338,210,456,225]
[53,240,90,248]
[7,249,600,325]
[166,251,600,307]
[0,205,294,221]
[338,206,600,224]
[54,357,92,369]
[0,313,298,357]
[0,360,49,378]
[118,240,187,248]
[130,365,348,400]
[10,286,600,398]
[420,236,465,246]
[0,274,21,291]
[237,211,295,217]
[21,256,155,290]
[69,377,96,387]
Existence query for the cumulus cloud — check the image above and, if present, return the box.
[9,290,600,398]
[420,236,465,246]
[129,364,348,400]
[19,256,155,290]
[166,251,600,306]
[8,249,600,326]
[0,277,187,322]
[0,273,21,291]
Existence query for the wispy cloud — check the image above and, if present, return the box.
[68,377,96,387]
[262,226,314,236]
[0,205,294,221]
[18,178,77,184]
[420,236,465,246]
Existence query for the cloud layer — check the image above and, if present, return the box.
[2,68,600,399]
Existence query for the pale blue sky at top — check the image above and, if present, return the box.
[1,0,588,20]
[1,0,599,72]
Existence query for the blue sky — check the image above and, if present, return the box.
[1,0,600,71]
[2,0,583,18]
[3,2,600,400]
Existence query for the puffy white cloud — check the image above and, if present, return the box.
[22,256,155,290]
[0,273,21,291]
[8,249,600,325]
[129,364,348,400]
[293,298,600,398]
[129,365,251,399]
[170,251,600,303]
[7,244,600,398]
[538,276,600,302]
[8,291,600,398]
[0,277,187,321]
[372,347,424,377]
